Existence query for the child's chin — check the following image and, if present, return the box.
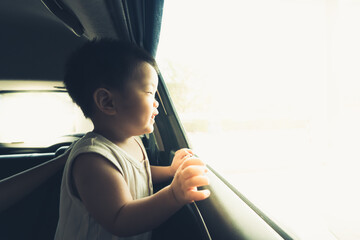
[144,126,154,134]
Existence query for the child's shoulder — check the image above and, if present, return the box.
[74,132,112,148]
[68,132,124,172]
[69,132,118,161]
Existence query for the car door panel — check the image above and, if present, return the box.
[196,168,288,240]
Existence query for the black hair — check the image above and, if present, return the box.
[64,39,158,118]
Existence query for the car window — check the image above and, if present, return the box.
[156,1,360,239]
[0,90,92,146]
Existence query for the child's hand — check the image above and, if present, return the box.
[170,156,210,205]
[170,148,194,176]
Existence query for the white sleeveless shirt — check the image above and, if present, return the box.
[54,132,153,240]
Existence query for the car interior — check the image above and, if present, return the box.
[0,0,295,240]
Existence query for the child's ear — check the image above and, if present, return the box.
[93,88,116,115]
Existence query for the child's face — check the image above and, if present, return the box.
[115,62,159,136]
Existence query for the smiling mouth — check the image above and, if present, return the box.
[151,110,159,120]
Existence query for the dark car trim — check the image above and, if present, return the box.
[205,165,297,240]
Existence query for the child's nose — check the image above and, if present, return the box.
[154,99,159,108]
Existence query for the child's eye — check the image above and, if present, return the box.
[147,91,154,95]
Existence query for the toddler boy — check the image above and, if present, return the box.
[54,39,210,240]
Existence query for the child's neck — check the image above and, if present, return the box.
[92,127,144,161]
[92,127,133,146]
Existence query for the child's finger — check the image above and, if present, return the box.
[181,157,205,170]
[185,149,194,156]
[182,165,208,179]
[176,148,193,159]
[186,189,211,202]
[185,175,210,189]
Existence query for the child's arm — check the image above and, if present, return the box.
[150,148,194,184]
[0,151,69,213]
[72,153,210,237]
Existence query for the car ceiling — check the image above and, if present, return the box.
[0,0,127,82]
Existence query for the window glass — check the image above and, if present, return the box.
[0,92,92,146]
[157,0,360,239]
